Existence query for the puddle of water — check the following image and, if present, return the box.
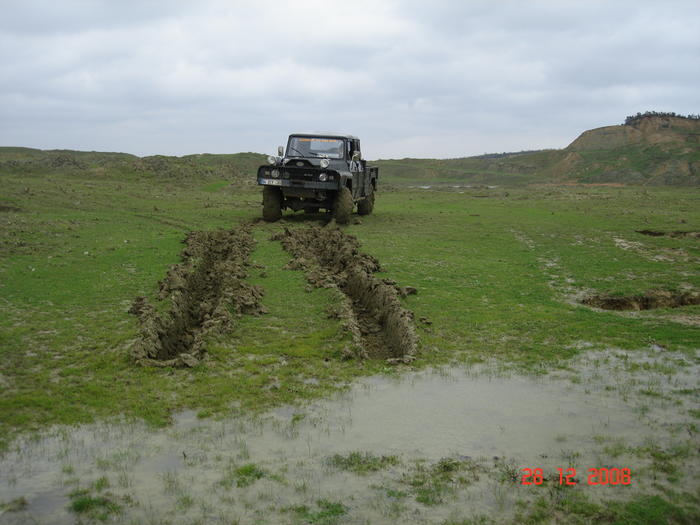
[1,351,698,524]
[275,370,635,460]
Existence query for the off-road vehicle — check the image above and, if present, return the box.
[257,133,378,224]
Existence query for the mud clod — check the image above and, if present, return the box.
[129,225,265,367]
[273,226,419,362]
[400,286,418,297]
[636,229,700,239]
[582,289,700,311]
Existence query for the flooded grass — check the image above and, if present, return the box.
[1,350,698,524]
[1,171,700,523]
[326,452,400,474]
[67,489,121,520]
[2,183,699,442]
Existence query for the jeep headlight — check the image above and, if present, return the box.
[320,158,330,168]
[267,155,277,165]
[318,173,328,182]
[270,169,280,178]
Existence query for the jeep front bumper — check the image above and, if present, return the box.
[258,178,339,190]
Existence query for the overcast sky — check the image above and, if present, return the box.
[1,1,698,159]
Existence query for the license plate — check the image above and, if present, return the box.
[261,178,282,186]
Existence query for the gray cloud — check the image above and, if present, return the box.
[1,0,698,159]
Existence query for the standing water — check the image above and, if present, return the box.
[1,350,698,524]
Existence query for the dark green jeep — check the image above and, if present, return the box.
[257,133,378,224]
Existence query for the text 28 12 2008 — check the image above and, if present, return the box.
[521,467,632,486]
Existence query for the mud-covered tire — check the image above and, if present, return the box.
[262,186,282,222]
[357,192,375,216]
[333,187,353,224]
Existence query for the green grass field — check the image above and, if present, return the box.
[1,163,699,523]
[2,167,698,437]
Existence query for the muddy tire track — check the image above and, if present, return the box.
[581,289,700,311]
[272,225,419,362]
[613,236,695,263]
[509,229,700,317]
[129,224,265,367]
[636,229,700,239]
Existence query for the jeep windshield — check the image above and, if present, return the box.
[287,137,345,159]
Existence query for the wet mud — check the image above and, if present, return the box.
[636,229,700,239]
[129,224,265,367]
[272,225,419,362]
[582,289,700,311]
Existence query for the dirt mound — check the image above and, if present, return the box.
[636,230,700,239]
[581,290,700,311]
[129,225,265,367]
[272,225,419,362]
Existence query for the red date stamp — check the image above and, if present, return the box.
[521,467,631,486]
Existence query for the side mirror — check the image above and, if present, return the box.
[277,146,284,157]
[352,151,361,161]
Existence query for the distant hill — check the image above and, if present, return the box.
[0,147,266,183]
[2,114,698,186]
[372,150,560,187]
[375,114,700,186]
[548,114,700,185]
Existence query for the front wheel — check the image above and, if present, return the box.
[333,187,353,225]
[357,191,375,215]
[262,186,282,222]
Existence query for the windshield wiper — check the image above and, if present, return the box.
[288,146,306,157]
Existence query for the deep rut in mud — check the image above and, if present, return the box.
[129,225,265,367]
[272,225,419,362]
[636,229,700,239]
[581,289,700,311]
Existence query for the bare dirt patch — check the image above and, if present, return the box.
[581,289,700,311]
[636,229,700,239]
[664,314,700,326]
[129,224,265,367]
[272,225,419,362]
[613,236,691,262]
